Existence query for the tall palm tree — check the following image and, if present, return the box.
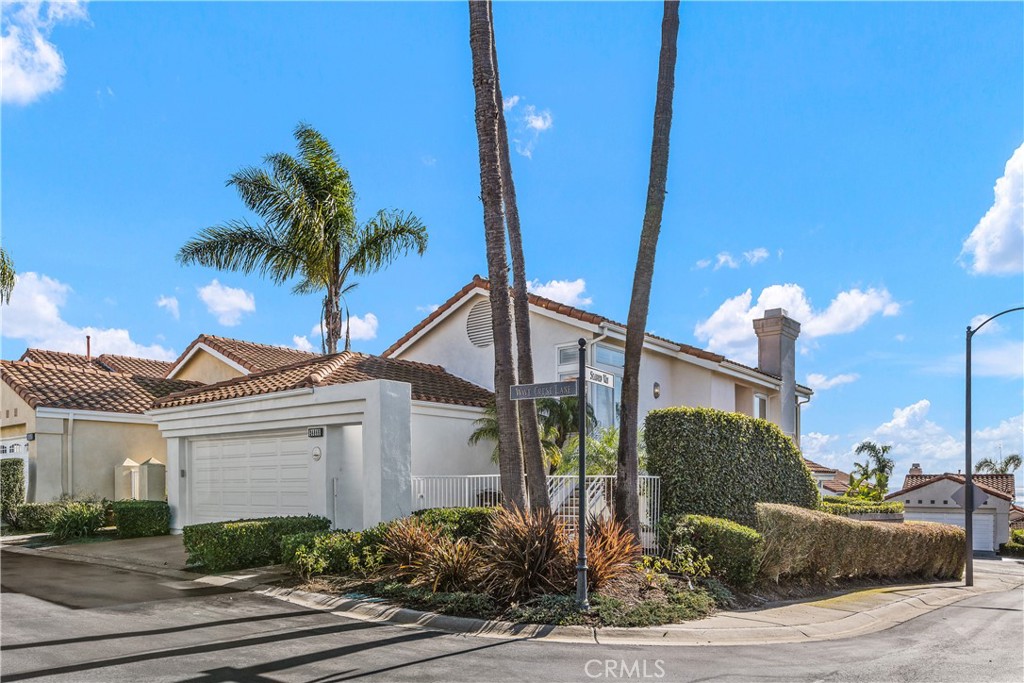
[975,453,1022,474]
[0,247,15,304]
[488,3,549,512]
[177,123,428,353]
[468,0,526,510]
[615,0,680,538]
[853,440,895,496]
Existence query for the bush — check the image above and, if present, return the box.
[591,591,716,627]
[821,499,904,516]
[111,500,169,538]
[586,517,642,591]
[370,581,497,618]
[15,502,64,532]
[1000,541,1024,558]
[49,502,105,542]
[414,536,483,592]
[411,507,494,541]
[646,407,820,527]
[756,503,965,582]
[1011,529,1024,545]
[1,458,25,524]
[182,515,330,572]
[380,516,442,581]
[661,515,763,590]
[479,507,574,602]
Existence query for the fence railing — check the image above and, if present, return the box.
[410,474,661,553]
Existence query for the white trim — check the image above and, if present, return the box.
[166,342,250,380]
[411,400,486,420]
[35,407,154,425]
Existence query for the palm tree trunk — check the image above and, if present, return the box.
[488,3,549,513]
[468,0,527,510]
[615,0,680,539]
[325,246,344,354]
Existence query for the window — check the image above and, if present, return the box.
[754,394,768,420]
[0,446,6,454]
[595,344,625,368]
[10,444,20,453]
[591,344,624,428]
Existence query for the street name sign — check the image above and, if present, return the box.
[510,380,577,400]
[585,366,614,388]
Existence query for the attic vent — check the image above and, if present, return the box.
[466,300,494,348]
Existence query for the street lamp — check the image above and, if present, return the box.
[964,305,1023,586]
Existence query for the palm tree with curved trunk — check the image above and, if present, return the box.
[0,247,14,304]
[975,453,1022,474]
[177,123,428,353]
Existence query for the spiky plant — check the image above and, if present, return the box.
[585,516,643,591]
[380,516,441,581]
[416,537,483,593]
[479,506,574,602]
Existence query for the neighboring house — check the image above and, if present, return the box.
[1010,504,1024,531]
[148,352,493,531]
[885,464,1015,552]
[805,459,851,496]
[164,334,319,384]
[383,276,813,443]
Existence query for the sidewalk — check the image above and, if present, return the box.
[4,534,1022,646]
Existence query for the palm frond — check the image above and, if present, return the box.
[0,247,15,304]
[344,210,428,278]
[175,221,305,284]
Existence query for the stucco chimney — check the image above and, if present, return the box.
[909,463,923,475]
[753,308,800,440]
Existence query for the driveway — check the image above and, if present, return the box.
[2,549,1022,682]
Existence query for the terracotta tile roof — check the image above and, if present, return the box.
[886,473,1014,503]
[169,334,320,376]
[803,458,837,474]
[20,348,101,370]
[2,360,204,415]
[823,478,851,494]
[94,354,174,378]
[153,352,493,409]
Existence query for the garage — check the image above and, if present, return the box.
[904,511,996,552]
[189,432,311,524]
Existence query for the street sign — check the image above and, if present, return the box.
[509,380,577,401]
[585,366,614,388]
[951,483,989,512]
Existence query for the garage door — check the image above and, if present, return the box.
[905,511,995,552]
[189,432,311,524]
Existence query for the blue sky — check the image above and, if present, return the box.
[2,2,1022,492]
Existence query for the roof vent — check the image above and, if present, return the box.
[466,300,494,348]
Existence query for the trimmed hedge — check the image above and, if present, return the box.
[756,503,965,582]
[112,500,170,538]
[821,499,904,516]
[15,502,65,532]
[661,514,763,589]
[183,515,330,572]
[411,507,494,541]
[1011,529,1024,544]
[1,458,25,523]
[284,530,386,578]
[646,407,820,527]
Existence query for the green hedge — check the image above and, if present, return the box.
[112,500,170,538]
[1000,541,1024,558]
[50,502,105,542]
[1,458,25,523]
[182,515,330,572]
[411,507,494,541]
[661,514,763,589]
[821,499,904,516]
[756,503,964,582]
[15,502,64,532]
[646,407,820,527]
[283,529,387,578]
[1011,529,1024,545]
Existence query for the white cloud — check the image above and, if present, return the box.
[694,259,712,270]
[310,312,379,343]
[801,432,840,465]
[743,248,770,265]
[969,314,1003,335]
[503,95,553,158]
[292,335,315,353]
[416,304,440,314]
[197,279,255,326]
[805,372,859,391]
[694,283,900,365]
[156,295,179,320]
[0,272,176,360]
[523,105,553,131]
[527,278,592,308]
[502,95,520,111]
[961,143,1024,275]
[1,0,88,105]
[873,399,962,462]
[972,340,1024,378]
[714,252,738,270]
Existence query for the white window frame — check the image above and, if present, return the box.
[754,393,768,420]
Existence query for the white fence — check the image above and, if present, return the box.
[410,474,661,553]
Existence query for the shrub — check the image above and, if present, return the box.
[591,591,716,627]
[503,594,586,626]
[111,500,169,538]
[286,531,359,578]
[15,502,65,532]
[1000,541,1024,558]
[821,498,903,516]
[646,407,820,527]
[414,536,483,592]
[661,515,763,590]
[585,517,642,591]
[182,515,330,572]
[380,516,442,580]
[479,506,574,602]
[1,458,25,524]
[756,503,965,582]
[411,507,494,541]
[1011,529,1024,545]
[49,502,105,542]
[370,581,497,618]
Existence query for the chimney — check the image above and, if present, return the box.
[910,463,923,475]
[753,308,800,440]
[86,335,92,362]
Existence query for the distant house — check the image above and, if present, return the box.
[886,463,1015,552]
[1010,504,1024,531]
[804,459,851,496]
[383,275,813,444]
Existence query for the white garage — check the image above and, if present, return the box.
[904,511,996,552]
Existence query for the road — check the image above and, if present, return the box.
[2,549,1022,683]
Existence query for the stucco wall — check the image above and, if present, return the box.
[895,477,1012,547]
[410,403,496,476]
[70,420,167,500]
[173,350,245,384]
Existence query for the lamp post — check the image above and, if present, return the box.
[964,306,1023,587]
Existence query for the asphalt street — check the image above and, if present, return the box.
[1,549,1022,683]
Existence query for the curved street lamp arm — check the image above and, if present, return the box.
[968,306,1024,337]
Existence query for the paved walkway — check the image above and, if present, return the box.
[4,534,1022,646]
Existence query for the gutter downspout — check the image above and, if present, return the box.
[67,412,76,497]
[796,396,811,449]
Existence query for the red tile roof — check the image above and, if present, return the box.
[2,360,204,415]
[20,348,101,370]
[169,334,320,377]
[823,478,851,494]
[886,473,1014,503]
[804,458,836,474]
[154,352,492,409]
[19,348,174,379]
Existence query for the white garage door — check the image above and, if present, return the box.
[905,511,996,552]
[189,432,311,525]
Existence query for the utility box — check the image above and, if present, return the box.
[114,458,139,501]
[138,459,166,501]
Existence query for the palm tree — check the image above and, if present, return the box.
[468,0,526,510]
[853,440,895,497]
[615,0,680,538]
[177,123,428,353]
[975,453,1022,474]
[0,247,14,304]
[469,396,590,475]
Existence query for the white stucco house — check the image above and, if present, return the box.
[886,465,1015,552]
